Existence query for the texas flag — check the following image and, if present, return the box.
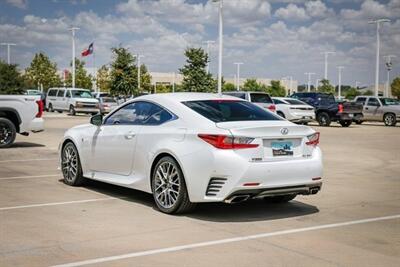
[81,43,94,57]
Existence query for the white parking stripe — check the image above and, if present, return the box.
[0,197,117,211]
[0,174,60,180]
[52,214,400,267]
[0,158,58,163]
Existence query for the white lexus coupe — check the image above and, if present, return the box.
[60,93,323,214]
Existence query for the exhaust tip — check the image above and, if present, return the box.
[225,195,250,204]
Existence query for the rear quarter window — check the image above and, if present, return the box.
[182,100,280,123]
[250,93,273,103]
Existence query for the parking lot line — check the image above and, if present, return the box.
[52,214,400,267]
[0,197,118,211]
[0,174,60,180]
[0,158,58,163]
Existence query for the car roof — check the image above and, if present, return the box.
[135,92,241,103]
[224,91,269,94]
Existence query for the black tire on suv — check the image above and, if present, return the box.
[384,113,397,126]
[69,105,76,116]
[317,112,331,126]
[0,118,17,148]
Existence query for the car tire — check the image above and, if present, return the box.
[69,105,76,116]
[264,194,296,203]
[151,156,196,214]
[57,110,63,113]
[61,142,85,186]
[317,112,331,126]
[48,103,54,112]
[0,118,17,149]
[339,120,352,127]
[277,111,285,118]
[383,113,397,126]
[355,120,363,125]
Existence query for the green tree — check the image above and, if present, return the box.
[24,52,61,91]
[139,64,152,93]
[223,82,236,92]
[266,80,286,96]
[344,87,360,100]
[66,58,93,89]
[391,77,400,99]
[364,90,374,96]
[109,46,137,96]
[319,79,335,94]
[243,78,266,91]
[0,61,24,94]
[96,65,111,92]
[179,47,214,92]
[154,84,171,94]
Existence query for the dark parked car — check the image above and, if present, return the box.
[291,92,363,127]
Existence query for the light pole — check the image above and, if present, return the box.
[203,40,215,74]
[234,62,243,91]
[172,72,175,93]
[213,0,223,96]
[69,27,79,88]
[355,81,360,89]
[337,66,344,99]
[322,51,335,80]
[305,72,315,92]
[0,43,16,64]
[369,18,390,97]
[383,55,396,97]
[136,54,145,93]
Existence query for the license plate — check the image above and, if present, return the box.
[348,114,354,118]
[271,141,293,156]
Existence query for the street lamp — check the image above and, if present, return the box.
[322,51,335,80]
[234,62,243,91]
[383,55,396,97]
[136,54,145,93]
[213,0,223,96]
[369,18,390,96]
[69,27,80,88]
[337,66,344,99]
[0,43,16,64]
[203,40,215,74]
[305,72,315,92]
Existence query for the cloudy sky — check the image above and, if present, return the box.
[1,0,399,86]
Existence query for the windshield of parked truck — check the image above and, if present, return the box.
[71,90,93,98]
[379,98,400,106]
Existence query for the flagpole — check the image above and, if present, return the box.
[93,43,97,92]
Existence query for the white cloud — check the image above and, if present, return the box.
[275,4,309,21]
[6,0,27,9]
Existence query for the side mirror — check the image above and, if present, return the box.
[90,114,103,126]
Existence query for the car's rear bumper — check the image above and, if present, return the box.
[75,108,100,114]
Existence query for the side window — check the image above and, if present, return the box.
[273,99,284,104]
[57,90,65,97]
[48,90,57,97]
[355,97,366,105]
[367,98,380,106]
[104,101,173,125]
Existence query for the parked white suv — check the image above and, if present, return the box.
[223,91,276,113]
[0,95,44,148]
[47,88,99,116]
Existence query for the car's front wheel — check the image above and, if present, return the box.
[151,156,196,214]
[61,142,85,186]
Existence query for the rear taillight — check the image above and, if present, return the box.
[198,134,259,149]
[36,100,43,118]
[338,103,343,113]
[268,104,276,112]
[306,132,320,146]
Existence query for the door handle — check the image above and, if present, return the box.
[124,132,136,139]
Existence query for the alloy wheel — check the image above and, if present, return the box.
[62,144,78,182]
[0,122,12,145]
[384,114,394,126]
[154,161,181,209]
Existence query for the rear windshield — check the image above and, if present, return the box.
[182,100,280,123]
[71,90,93,98]
[250,93,273,103]
[318,94,336,104]
[285,99,307,105]
[102,97,117,103]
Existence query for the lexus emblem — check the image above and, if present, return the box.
[280,128,289,135]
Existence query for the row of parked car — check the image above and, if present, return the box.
[224,91,399,127]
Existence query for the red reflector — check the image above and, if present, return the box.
[312,177,321,181]
[268,104,276,112]
[338,103,343,113]
[243,182,260,186]
[36,100,44,118]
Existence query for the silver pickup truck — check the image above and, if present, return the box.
[0,95,45,148]
[354,96,400,126]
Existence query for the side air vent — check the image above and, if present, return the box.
[206,177,227,196]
